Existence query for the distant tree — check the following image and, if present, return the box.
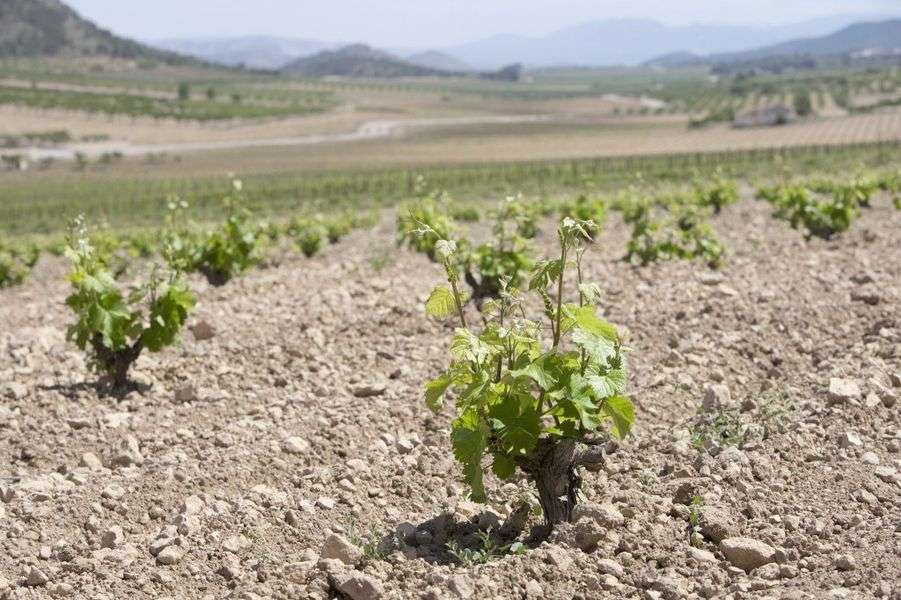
[231,93,242,105]
[480,63,523,82]
[178,82,190,101]
[206,87,217,101]
[794,88,813,117]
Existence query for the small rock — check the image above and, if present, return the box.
[396,438,415,454]
[25,567,49,587]
[285,510,301,527]
[79,452,103,471]
[180,495,204,515]
[700,506,738,543]
[703,384,731,411]
[5,381,27,400]
[524,579,543,598]
[572,502,624,528]
[174,384,197,403]
[101,484,126,500]
[861,452,880,465]
[448,574,474,598]
[335,571,384,600]
[719,537,776,572]
[352,382,387,398]
[754,563,782,580]
[834,554,856,571]
[688,547,717,563]
[66,416,92,430]
[316,497,336,510]
[321,534,363,566]
[282,436,310,455]
[222,535,249,554]
[101,526,125,549]
[597,558,625,577]
[874,466,898,483]
[191,320,216,341]
[828,378,860,403]
[156,545,184,565]
[839,431,863,448]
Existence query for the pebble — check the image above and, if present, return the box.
[174,384,197,403]
[839,431,862,448]
[321,533,363,566]
[861,452,880,465]
[572,502,624,528]
[156,545,184,565]
[524,579,543,598]
[335,570,384,600]
[597,558,625,577]
[834,554,856,571]
[828,378,860,402]
[352,382,387,398]
[874,466,898,483]
[719,537,776,572]
[101,526,125,549]
[688,546,717,563]
[282,436,310,454]
[25,567,49,587]
[101,484,126,500]
[703,384,731,411]
[80,452,103,471]
[191,320,216,341]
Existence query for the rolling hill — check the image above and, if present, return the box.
[0,0,188,63]
[154,36,336,70]
[443,14,899,68]
[647,19,901,67]
[281,44,449,78]
[406,50,472,72]
[710,19,901,62]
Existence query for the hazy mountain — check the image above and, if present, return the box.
[282,44,449,78]
[406,50,472,72]
[709,19,901,63]
[154,36,336,70]
[443,14,899,68]
[647,18,901,68]
[0,0,188,63]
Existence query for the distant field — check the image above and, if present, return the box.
[1,141,898,237]
[2,57,901,239]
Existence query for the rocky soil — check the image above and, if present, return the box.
[0,193,899,600]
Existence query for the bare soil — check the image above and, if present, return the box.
[0,193,899,599]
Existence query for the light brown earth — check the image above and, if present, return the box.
[0,191,899,599]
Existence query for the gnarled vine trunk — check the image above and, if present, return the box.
[91,334,143,390]
[518,437,616,530]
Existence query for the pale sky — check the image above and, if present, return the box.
[67,0,901,47]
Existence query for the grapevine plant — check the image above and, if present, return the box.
[758,184,860,239]
[462,198,534,308]
[693,171,739,214]
[163,182,264,285]
[397,195,458,261]
[423,218,634,530]
[0,240,40,288]
[559,195,606,240]
[621,194,724,268]
[65,218,195,389]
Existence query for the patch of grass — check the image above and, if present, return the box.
[446,529,526,566]
[689,408,744,452]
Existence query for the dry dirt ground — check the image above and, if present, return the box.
[0,192,899,600]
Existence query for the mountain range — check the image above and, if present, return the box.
[0,0,187,63]
[3,0,900,75]
[666,18,901,66]
[281,44,452,78]
[153,13,899,70]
